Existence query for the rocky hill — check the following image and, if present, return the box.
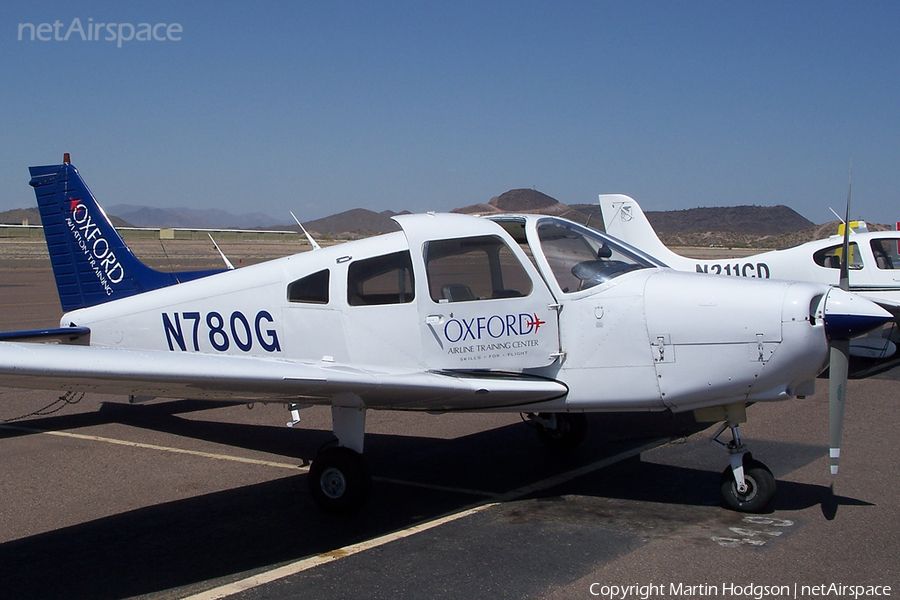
[571,201,825,248]
[452,190,832,248]
[571,203,814,235]
[454,189,570,215]
[301,208,406,238]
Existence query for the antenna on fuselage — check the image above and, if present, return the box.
[290,211,321,250]
[829,207,857,235]
[829,207,845,224]
[208,234,235,270]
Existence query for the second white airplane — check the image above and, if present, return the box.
[600,194,900,308]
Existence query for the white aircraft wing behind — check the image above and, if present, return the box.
[0,342,567,411]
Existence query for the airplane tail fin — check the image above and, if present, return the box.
[29,155,224,312]
[599,194,686,267]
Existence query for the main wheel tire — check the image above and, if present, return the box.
[536,412,588,452]
[308,446,372,514]
[720,458,776,513]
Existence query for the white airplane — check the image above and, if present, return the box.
[599,194,900,308]
[0,156,891,514]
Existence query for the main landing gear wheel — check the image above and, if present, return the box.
[534,412,588,452]
[308,446,372,514]
[720,456,776,513]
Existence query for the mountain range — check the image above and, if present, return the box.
[105,204,282,230]
[0,188,882,248]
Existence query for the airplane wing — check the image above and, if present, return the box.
[0,341,567,411]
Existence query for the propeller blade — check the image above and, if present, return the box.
[828,338,850,475]
[829,163,853,476]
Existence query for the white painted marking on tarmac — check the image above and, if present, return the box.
[183,438,671,600]
[710,516,796,547]
[0,424,308,471]
[711,536,767,547]
[729,526,782,537]
[743,515,793,527]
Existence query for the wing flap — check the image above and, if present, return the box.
[0,343,567,410]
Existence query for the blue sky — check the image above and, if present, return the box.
[1,1,898,225]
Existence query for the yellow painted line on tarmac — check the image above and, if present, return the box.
[1,424,501,495]
[0,424,308,471]
[183,438,670,600]
[182,503,500,600]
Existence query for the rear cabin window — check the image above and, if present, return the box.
[813,243,863,270]
[288,269,330,304]
[347,251,415,306]
[424,235,533,303]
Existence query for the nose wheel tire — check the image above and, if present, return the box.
[720,458,776,513]
[308,446,372,514]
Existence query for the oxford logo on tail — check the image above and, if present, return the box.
[67,198,124,293]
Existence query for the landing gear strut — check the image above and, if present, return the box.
[711,421,776,513]
[525,412,588,452]
[307,403,372,514]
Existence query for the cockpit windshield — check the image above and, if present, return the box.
[536,219,657,293]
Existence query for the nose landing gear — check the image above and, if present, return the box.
[524,412,588,452]
[710,420,776,513]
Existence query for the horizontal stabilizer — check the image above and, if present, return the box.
[0,326,90,345]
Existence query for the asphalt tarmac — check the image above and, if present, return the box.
[0,260,898,600]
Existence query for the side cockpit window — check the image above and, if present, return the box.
[424,235,533,303]
[288,269,330,304]
[537,219,654,292]
[347,251,415,306]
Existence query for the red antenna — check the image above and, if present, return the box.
[63,153,70,164]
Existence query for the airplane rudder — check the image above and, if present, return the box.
[29,158,164,311]
[599,193,682,265]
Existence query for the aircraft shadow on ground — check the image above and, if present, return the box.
[0,404,874,599]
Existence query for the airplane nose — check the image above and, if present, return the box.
[821,288,893,340]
